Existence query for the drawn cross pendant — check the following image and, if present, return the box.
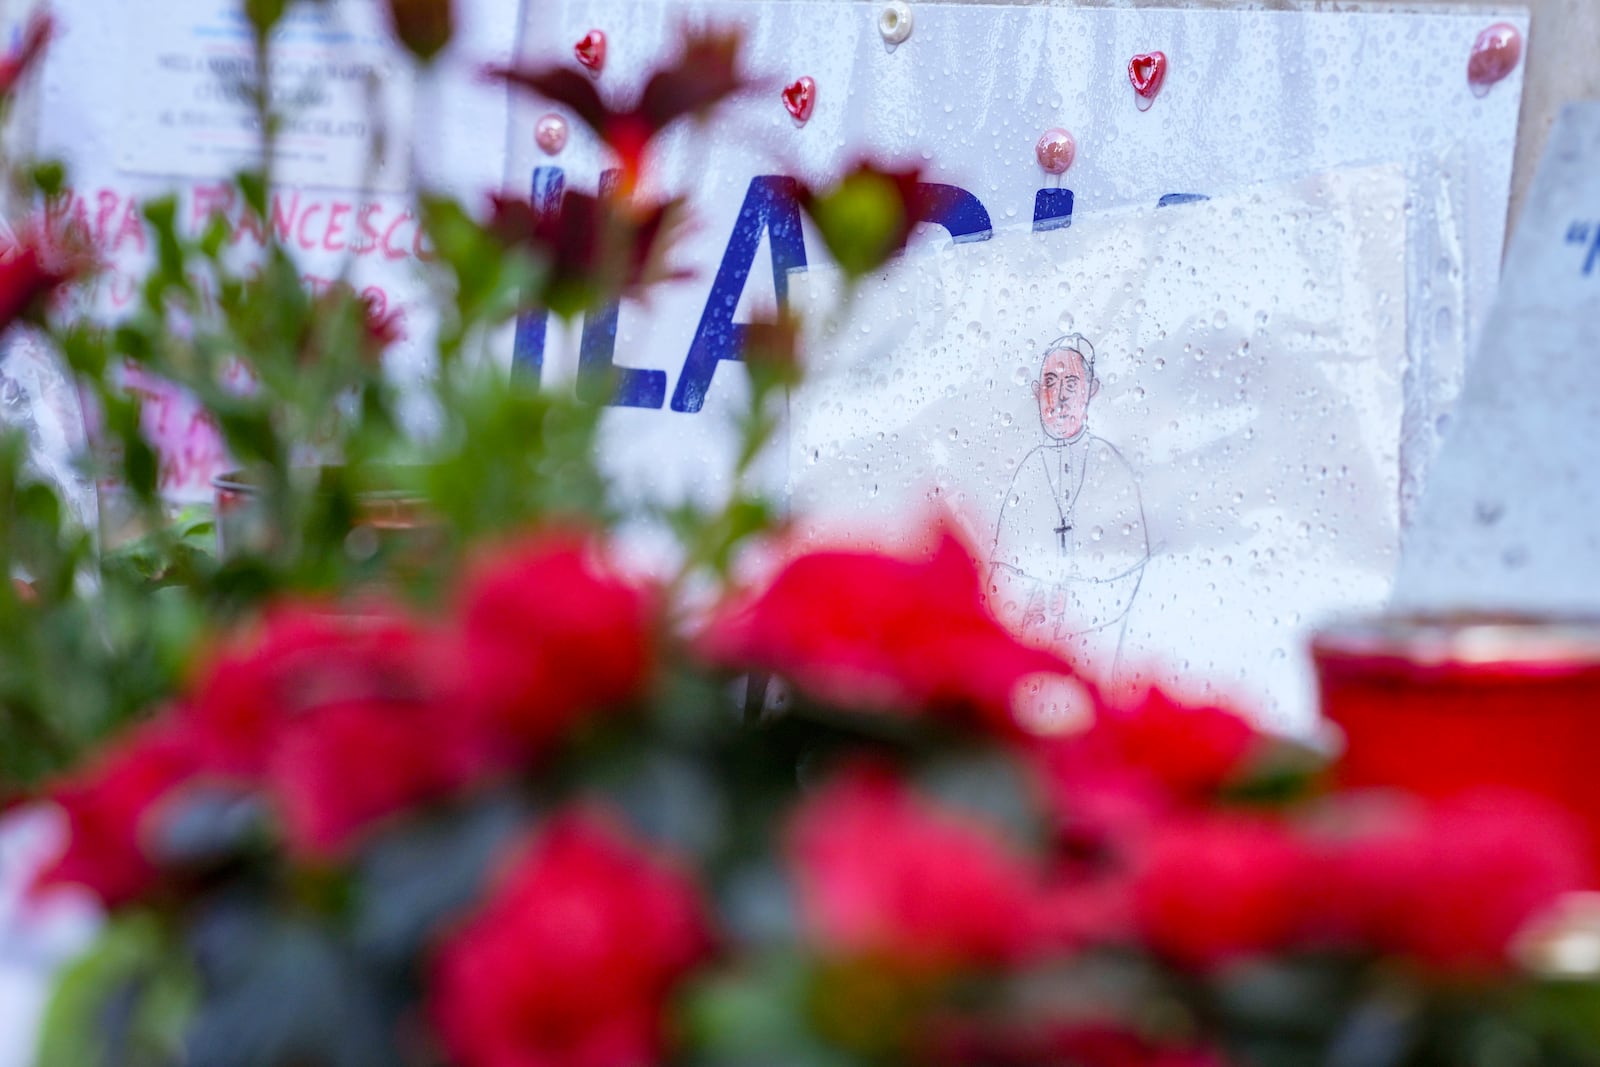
[1055,522,1071,554]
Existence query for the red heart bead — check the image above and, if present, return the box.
[1467,23,1522,96]
[1128,51,1167,101]
[574,29,606,73]
[782,76,815,124]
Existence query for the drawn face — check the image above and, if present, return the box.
[1035,347,1096,440]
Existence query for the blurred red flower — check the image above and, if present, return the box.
[486,190,690,319]
[929,1021,1230,1067]
[0,11,52,98]
[1031,686,1262,862]
[787,767,1045,973]
[0,220,92,333]
[1094,687,1260,800]
[430,809,713,1067]
[360,291,405,352]
[32,717,203,906]
[700,529,1073,737]
[183,605,491,857]
[268,693,491,860]
[455,533,655,759]
[488,26,753,190]
[1321,791,1591,975]
[1131,813,1309,970]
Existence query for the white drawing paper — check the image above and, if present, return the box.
[790,168,1411,734]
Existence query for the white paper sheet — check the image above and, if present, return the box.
[790,168,1410,733]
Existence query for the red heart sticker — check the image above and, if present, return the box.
[1128,51,1167,101]
[782,76,815,124]
[574,29,606,73]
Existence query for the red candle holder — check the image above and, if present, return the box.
[1314,614,1600,849]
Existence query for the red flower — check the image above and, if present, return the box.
[455,534,655,759]
[184,604,491,857]
[1094,687,1260,799]
[928,1021,1230,1067]
[1131,813,1308,970]
[700,529,1074,737]
[32,717,203,906]
[0,221,90,333]
[1321,791,1591,975]
[385,0,453,62]
[268,693,490,860]
[1030,687,1261,860]
[0,11,52,98]
[360,291,405,352]
[787,768,1045,973]
[430,809,713,1067]
[487,190,690,319]
[488,26,754,190]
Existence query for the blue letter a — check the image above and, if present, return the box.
[670,176,807,414]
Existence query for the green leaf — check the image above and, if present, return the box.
[141,196,188,292]
[34,912,197,1067]
[236,171,268,221]
[682,956,852,1067]
[243,0,287,35]
[31,160,66,199]
[808,172,908,279]
[59,323,109,377]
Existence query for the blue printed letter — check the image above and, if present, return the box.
[670,176,807,414]
[510,167,566,384]
[575,170,666,409]
[1033,189,1075,232]
[914,183,993,243]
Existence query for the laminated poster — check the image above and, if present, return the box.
[16,0,1527,512]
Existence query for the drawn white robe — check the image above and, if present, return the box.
[989,433,1149,669]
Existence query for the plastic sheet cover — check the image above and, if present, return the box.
[790,167,1410,733]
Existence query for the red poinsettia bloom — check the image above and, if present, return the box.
[488,26,754,190]
[1131,813,1309,970]
[454,533,656,759]
[1093,686,1261,799]
[0,11,52,99]
[700,529,1074,737]
[486,190,690,319]
[268,692,492,860]
[183,604,492,857]
[32,717,204,907]
[1031,685,1263,859]
[0,221,91,333]
[430,809,713,1067]
[1320,791,1591,975]
[787,767,1045,973]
